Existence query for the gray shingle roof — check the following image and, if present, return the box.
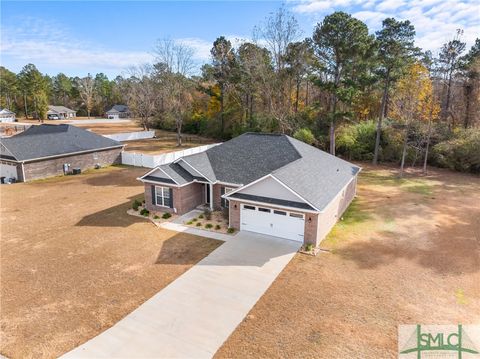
[0,124,123,162]
[272,136,360,211]
[48,105,76,114]
[141,132,360,211]
[204,133,300,185]
[106,105,129,113]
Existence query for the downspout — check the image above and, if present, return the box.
[209,183,213,211]
[21,162,26,182]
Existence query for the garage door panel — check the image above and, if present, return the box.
[0,163,18,180]
[240,204,304,242]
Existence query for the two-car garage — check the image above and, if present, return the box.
[240,203,305,242]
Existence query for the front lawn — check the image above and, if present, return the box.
[0,166,223,359]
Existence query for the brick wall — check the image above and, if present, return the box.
[212,184,222,210]
[303,213,319,246]
[144,182,204,215]
[23,148,122,181]
[229,200,241,229]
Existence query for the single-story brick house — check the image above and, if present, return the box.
[139,133,361,246]
[47,105,77,119]
[105,105,130,119]
[0,124,124,182]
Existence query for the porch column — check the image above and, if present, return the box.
[209,183,213,210]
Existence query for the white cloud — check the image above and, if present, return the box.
[1,17,153,75]
[289,0,479,52]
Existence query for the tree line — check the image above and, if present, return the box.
[1,8,479,172]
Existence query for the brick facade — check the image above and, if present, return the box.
[303,213,319,246]
[144,182,204,215]
[229,200,241,229]
[22,148,122,181]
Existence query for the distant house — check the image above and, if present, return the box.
[47,105,77,120]
[106,105,130,119]
[0,124,124,182]
[0,109,16,123]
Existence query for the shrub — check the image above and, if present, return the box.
[204,209,212,220]
[305,243,314,252]
[192,218,197,222]
[140,208,150,216]
[132,199,141,211]
[198,214,204,219]
[432,129,480,173]
[293,128,315,145]
[336,120,377,161]
[205,223,213,229]
[227,227,235,234]
[196,222,202,227]
[186,220,193,225]
[153,215,160,219]
[215,224,221,230]
[162,212,172,219]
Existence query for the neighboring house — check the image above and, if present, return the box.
[0,108,16,123]
[106,105,130,119]
[47,105,77,119]
[139,133,361,246]
[0,124,124,182]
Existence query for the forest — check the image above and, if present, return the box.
[1,8,479,173]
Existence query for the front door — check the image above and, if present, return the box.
[205,184,210,205]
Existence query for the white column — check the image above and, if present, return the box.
[209,183,213,210]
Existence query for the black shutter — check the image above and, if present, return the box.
[169,188,174,208]
[151,186,156,205]
[220,186,226,208]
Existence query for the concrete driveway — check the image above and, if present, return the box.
[62,231,300,358]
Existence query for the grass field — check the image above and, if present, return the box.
[0,166,222,359]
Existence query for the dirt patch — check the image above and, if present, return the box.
[184,210,231,234]
[0,166,223,359]
[215,164,480,358]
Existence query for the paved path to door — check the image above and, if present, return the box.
[62,231,300,358]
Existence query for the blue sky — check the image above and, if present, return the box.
[1,1,479,78]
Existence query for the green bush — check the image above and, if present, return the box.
[227,227,235,234]
[293,128,315,145]
[140,208,150,217]
[196,222,202,227]
[198,214,204,219]
[205,223,213,229]
[432,129,480,173]
[153,215,160,219]
[132,199,142,211]
[186,220,193,225]
[215,224,221,230]
[336,120,377,161]
[305,243,314,252]
[162,212,172,219]
[192,218,197,222]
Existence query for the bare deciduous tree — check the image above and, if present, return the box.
[125,65,158,131]
[76,74,95,118]
[254,5,301,72]
[154,38,195,76]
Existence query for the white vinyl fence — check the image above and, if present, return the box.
[103,130,155,142]
[121,143,220,168]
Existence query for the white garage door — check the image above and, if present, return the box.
[0,163,18,180]
[240,204,305,242]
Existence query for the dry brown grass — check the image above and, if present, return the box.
[216,164,480,359]
[0,166,222,359]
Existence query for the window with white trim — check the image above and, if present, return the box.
[155,186,170,207]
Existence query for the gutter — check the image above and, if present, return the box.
[20,145,124,163]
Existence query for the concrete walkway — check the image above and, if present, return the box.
[62,231,300,358]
